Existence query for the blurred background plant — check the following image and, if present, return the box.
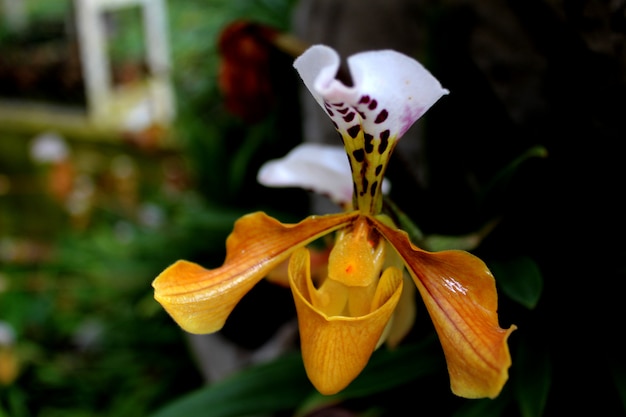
[0,0,625,416]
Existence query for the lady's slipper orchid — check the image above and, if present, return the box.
[153,45,515,398]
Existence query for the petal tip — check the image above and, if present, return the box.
[450,323,517,399]
[152,260,231,335]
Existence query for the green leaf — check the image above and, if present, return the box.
[151,336,442,417]
[383,197,500,252]
[383,197,425,243]
[2,386,30,417]
[421,219,499,252]
[149,351,312,417]
[489,256,543,309]
[480,145,548,204]
[611,359,626,412]
[297,336,443,415]
[452,392,511,417]
[514,339,551,417]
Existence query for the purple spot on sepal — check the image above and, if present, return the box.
[374,109,388,123]
[347,125,361,139]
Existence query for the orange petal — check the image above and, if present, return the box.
[153,211,357,334]
[372,216,516,399]
[289,247,403,395]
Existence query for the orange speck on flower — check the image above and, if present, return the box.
[0,347,19,386]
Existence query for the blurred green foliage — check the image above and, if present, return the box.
[1,1,303,416]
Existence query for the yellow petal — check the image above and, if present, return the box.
[372,216,516,399]
[380,241,417,348]
[384,273,417,348]
[309,274,350,317]
[153,211,357,334]
[288,247,403,395]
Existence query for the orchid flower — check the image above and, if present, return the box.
[153,45,515,398]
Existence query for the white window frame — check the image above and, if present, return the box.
[1,0,27,32]
[74,0,175,126]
